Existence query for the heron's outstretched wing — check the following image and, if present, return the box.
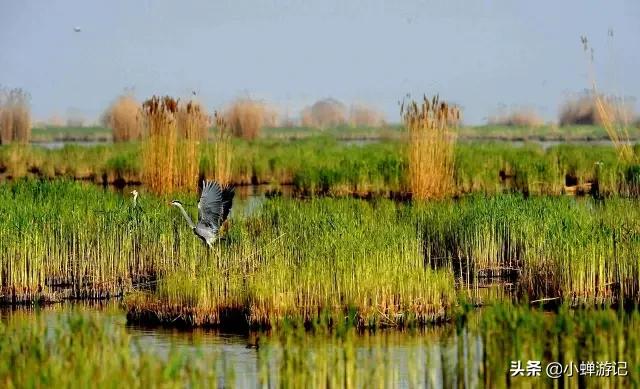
[197,181,223,231]
[220,186,235,225]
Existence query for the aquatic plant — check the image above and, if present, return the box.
[401,95,461,199]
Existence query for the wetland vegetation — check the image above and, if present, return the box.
[2,135,640,197]
[3,115,640,386]
[3,95,640,387]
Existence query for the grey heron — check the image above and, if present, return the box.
[131,190,139,207]
[171,181,235,246]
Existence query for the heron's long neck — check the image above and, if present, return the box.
[175,204,195,229]
[133,194,138,207]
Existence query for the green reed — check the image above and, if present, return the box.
[420,195,640,304]
[2,179,640,326]
[0,179,201,302]
[2,139,639,197]
[128,196,455,328]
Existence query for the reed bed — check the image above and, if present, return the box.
[140,96,209,194]
[0,180,455,325]
[301,98,348,129]
[402,95,461,199]
[0,88,31,144]
[348,103,386,127]
[103,94,142,142]
[580,36,636,164]
[223,98,267,140]
[141,96,178,194]
[127,197,456,328]
[126,195,640,326]
[2,140,640,197]
[420,195,640,304]
[201,112,233,185]
[488,107,544,127]
[175,101,208,192]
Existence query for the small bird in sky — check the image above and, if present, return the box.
[74,26,82,32]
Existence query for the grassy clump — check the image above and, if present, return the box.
[348,103,386,127]
[301,98,348,129]
[488,107,544,127]
[141,96,179,194]
[140,96,208,194]
[102,94,142,142]
[0,88,31,144]
[201,112,233,185]
[175,101,208,192]
[223,98,269,140]
[402,95,461,199]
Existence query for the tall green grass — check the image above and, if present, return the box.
[420,195,640,304]
[2,180,640,325]
[128,196,455,328]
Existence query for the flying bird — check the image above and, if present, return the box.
[171,181,235,246]
[73,26,82,32]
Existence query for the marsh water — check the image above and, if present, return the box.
[0,302,487,388]
[3,301,637,388]
[32,138,617,151]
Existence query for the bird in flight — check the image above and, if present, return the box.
[171,181,235,246]
[73,26,81,32]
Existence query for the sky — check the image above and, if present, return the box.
[1,0,639,125]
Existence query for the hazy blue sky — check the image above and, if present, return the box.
[1,0,639,124]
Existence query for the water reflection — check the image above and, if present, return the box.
[2,299,637,388]
[31,141,111,150]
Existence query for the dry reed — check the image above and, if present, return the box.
[0,88,31,144]
[301,98,347,129]
[211,111,233,185]
[401,95,460,200]
[580,35,636,162]
[558,93,632,127]
[103,95,142,142]
[349,103,386,127]
[488,108,543,127]
[263,104,280,127]
[141,96,178,194]
[175,101,208,191]
[224,98,266,140]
